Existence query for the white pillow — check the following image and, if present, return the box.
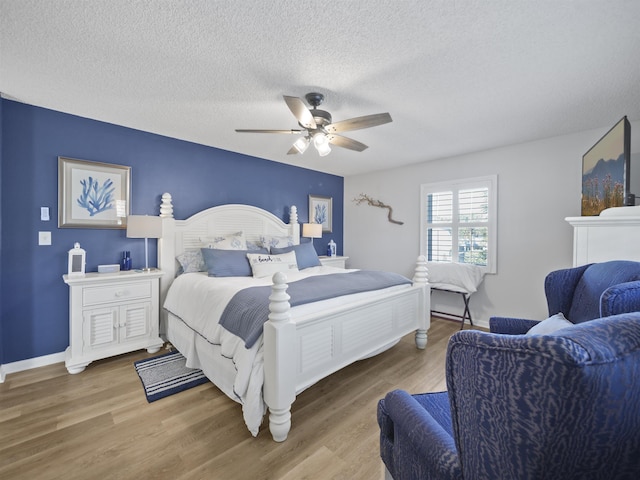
[175,250,205,274]
[200,231,247,250]
[246,251,299,278]
[259,234,294,250]
[526,312,573,335]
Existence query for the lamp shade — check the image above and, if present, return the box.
[313,133,328,148]
[317,143,331,156]
[302,223,322,239]
[126,215,163,239]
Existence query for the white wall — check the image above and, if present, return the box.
[345,121,640,327]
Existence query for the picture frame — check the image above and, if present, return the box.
[58,156,131,229]
[309,194,333,233]
[581,116,631,216]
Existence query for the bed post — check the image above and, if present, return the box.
[263,272,296,442]
[413,255,430,349]
[289,205,300,244]
[158,192,176,338]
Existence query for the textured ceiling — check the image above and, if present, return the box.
[2,1,640,176]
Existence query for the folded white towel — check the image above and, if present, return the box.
[426,262,486,294]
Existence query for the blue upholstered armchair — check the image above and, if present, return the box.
[378,314,640,479]
[490,260,640,335]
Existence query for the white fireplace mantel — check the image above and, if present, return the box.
[566,206,640,266]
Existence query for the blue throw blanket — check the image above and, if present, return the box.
[220,270,412,348]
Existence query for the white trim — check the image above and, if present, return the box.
[0,351,66,381]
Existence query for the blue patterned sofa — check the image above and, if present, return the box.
[490,260,640,334]
[378,313,640,479]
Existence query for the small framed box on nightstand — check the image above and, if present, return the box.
[62,270,164,374]
[319,255,349,269]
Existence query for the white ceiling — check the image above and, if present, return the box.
[2,1,640,177]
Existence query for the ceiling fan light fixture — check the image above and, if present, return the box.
[235,92,392,156]
[317,142,331,157]
[293,136,310,154]
[313,132,329,148]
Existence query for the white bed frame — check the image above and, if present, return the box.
[156,193,430,441]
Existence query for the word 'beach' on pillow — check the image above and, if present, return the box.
[271,242,321,270]
[246,251,299,278]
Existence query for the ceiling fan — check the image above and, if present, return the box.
[235,92,392,156]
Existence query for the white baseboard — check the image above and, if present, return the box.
[0,317,490,384]
[432,313,489,330]
[0,351,66,382]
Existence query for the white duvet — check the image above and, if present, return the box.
[163,266,410,436]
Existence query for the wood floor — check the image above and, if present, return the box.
[0,318,464,480]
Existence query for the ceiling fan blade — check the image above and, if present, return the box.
[326,134,368,152]
[325,112,392,133]
[235,129,303,134]
[283,95,317,129]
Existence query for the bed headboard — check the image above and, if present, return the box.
[156,193,300,329]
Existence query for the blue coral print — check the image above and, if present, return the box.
[77,176,115,216]
[314,203,327,225]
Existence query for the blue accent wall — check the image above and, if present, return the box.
[0,99,343,364]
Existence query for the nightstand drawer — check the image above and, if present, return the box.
[83,282,151,306]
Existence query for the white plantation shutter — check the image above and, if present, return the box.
[421,176,497,273]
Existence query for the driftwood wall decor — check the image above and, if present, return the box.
[353,193,404,225]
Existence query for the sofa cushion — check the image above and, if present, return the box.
[526,312,572,335]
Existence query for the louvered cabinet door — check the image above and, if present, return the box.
[118,302,151,342]
[63,271,164,374]
[83,307,118,351]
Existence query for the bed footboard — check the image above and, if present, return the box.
[263,256,430,442]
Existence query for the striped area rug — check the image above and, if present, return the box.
[134,350,208,402]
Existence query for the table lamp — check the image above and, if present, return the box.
[302,222,322,245]
[126,215,163,271]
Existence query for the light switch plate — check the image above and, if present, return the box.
[41,206,50,221]
[38,231,52,245]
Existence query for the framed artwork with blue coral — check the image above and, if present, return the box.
[58,157,131,229]
[309,194,332,233]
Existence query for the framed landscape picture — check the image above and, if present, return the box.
[581,116,631,216]
[58,156,131,228]
[309,194,333,233]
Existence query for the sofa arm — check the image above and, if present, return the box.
[601,280,640,317]
[379,390,462,480]
[489,316,540,334]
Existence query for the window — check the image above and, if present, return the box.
[420,175,497,273]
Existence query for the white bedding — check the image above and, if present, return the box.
[163,265,411,436]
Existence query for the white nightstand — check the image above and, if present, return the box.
[319,256,349,269]
[62,270,164,374]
